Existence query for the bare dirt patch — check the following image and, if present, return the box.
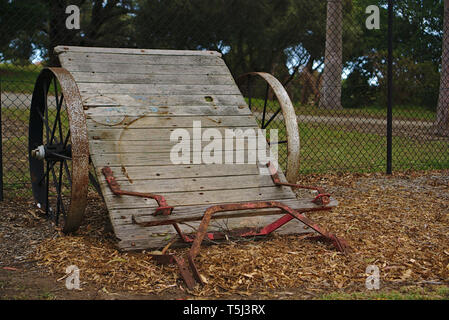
[1,170,448,299]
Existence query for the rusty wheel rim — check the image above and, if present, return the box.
[29,68,89,233]
[237,72,300,183]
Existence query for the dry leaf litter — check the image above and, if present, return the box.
[34,170,449,297]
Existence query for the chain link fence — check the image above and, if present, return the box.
[1,0,449,198]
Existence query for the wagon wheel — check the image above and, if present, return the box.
[29,68,89,233]
[237,72,300,183]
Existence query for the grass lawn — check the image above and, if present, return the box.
[2,107,448,196]
[258,118,449,174]
[0,63,42,93]
[1,70,448,193]
[320,285,449,300]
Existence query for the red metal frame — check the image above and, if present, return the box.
[102,166,349,290]
[175,201,348,289]
[101,167,174,216]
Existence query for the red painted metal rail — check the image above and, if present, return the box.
[101,166,349,290]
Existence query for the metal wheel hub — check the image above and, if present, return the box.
[31,144,72,162]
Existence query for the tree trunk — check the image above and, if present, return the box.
[319,0,343,109]
[435,0,449,136]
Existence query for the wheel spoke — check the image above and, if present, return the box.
[261,83,269,128]
[57,95,64,143]
[63,130,71,149]
[262,107,281,129]
[47,151,72,161]
[45,161,50,216]
[50,163,66,224]
[54,77,59,108]
[58,162,67,221]
[247,75,252,111]
[50,165,59,219]
[58,95,64,141]
[50,86,64,144]
[59,168,67,219]
[37,161,58,185]
[64,161,72,187]
[36,108,53,144]
[55,163,63,225]
[52,76,60,144]
[43,82,50,144]
[269,140,287,145]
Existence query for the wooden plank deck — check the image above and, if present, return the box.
[56,46,336,251]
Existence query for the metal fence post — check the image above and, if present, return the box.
[0,78,4,201]
[387,0,394,174]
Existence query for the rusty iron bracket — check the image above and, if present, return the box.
[161,201,349,290]
[267,162,331,205]
[101,167,174,216]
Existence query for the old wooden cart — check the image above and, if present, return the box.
[29,46,347,288]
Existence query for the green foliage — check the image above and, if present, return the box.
[0,0,445,111]
[373,53,441,110]
[342,68,377,109]
[0,0,47,64]
[339,0,444,110]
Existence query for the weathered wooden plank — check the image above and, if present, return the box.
[54,45,324,252]
[90,150,271,166]
[61,61,230,75]
[89,139,257,154]
[99,174,278,195]
[88,126,262,141]
[91,164,261,181]
[55,46,222,57]
[102,186,296,209]
[111,198,337,227]
[70,72,236,86]
[82,94,247,109]
[86,115,257,129]
[59,51,225,66]
[78,83,241,96]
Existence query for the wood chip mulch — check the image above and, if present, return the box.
[34,170,449,297]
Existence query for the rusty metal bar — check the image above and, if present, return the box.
[189,202,347,261]
[171,206,332,244]
[101,166,174,216]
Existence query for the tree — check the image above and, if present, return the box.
[0,0,136,65]
[45,0,136,66]
[0,0,47,64]
[435,0,449,136]
[319,0,343,109]
[134,0,328,80]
